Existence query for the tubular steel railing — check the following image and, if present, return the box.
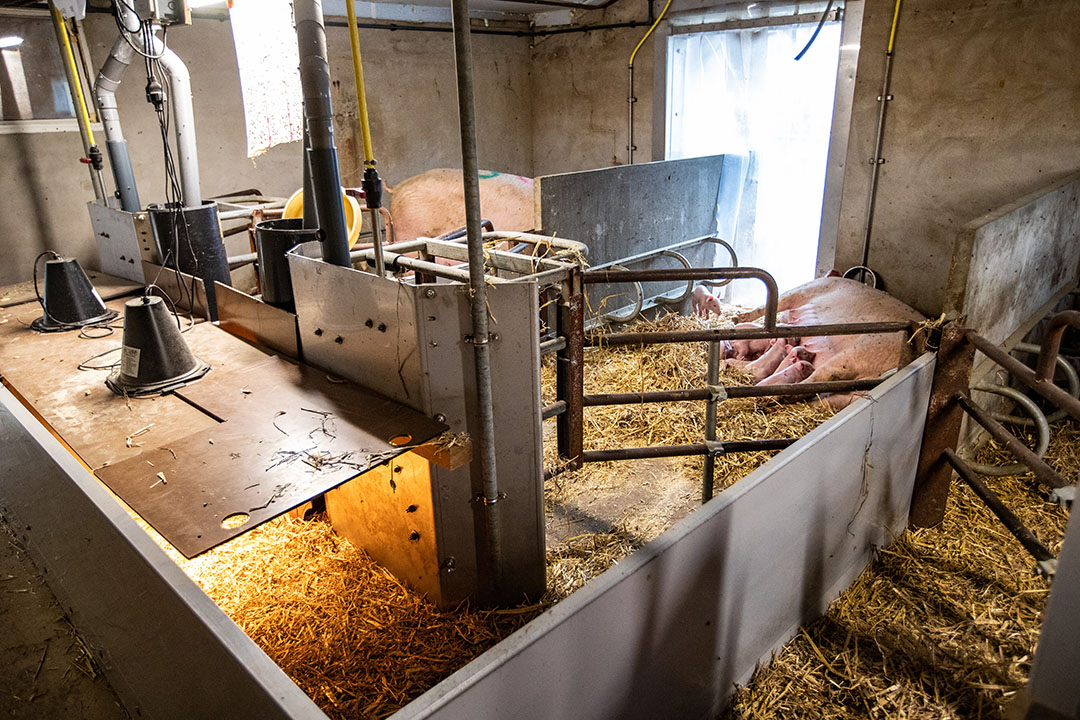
[545,264,920,503]
[926,310,1080,577]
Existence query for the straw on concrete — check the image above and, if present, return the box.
[726,421,1076,719]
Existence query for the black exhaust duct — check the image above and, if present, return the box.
[295,0,351,267]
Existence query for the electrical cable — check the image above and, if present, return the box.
[794,0,835,61]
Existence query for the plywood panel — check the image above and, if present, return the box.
[326,452,441,599]
[0,298,268,470]
[0,385,327,720]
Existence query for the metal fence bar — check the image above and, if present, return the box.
[966,329,1080,422]
[954,393,1068,489]
[588,321,913,348]
[583,378,883,407]
[542,401,567,420]
[702,343,721,502]
[540,336,566,356]
[585,266,779,331]
[582,438,796,463]
[1035,310,1080,382]
[944,448,1056,564]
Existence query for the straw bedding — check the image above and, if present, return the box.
[142,309,1072,720]
[725,421,1077,719]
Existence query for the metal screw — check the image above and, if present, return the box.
[491,333,500,342]
[314,328,323,336]
[424,288,436,298]
[334,336,344,344]
[429,341,438,348]
[434,413,446,423]
[378,323,387,332]
[440,556,456,573]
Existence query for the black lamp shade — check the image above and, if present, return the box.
[105,295,210,397]
[31,258,118,332]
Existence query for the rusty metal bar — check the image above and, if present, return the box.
[702,342,721,502]
[910,322,976,527]
[967,329,1080,422]
[556,269,585,470]
[585,266,779,331]
[542,401,567,420]
[583,378,883,406]
[954,394,1068,489]
[588,321,913,348]
[1035,310,1080,382]
[944,449,1055,564]
[582,438,796,463]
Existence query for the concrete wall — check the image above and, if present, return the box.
[0,12,533,287]
[830,0,1080,317]
[530,12,655,175]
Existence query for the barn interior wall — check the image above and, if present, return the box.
[529,4,656,176]
[0,12,534,287]
[831,0,1080,318]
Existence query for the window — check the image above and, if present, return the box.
[666,8,843,306]
[0,13,77,122]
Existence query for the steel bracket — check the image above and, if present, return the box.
[1038,558,1058,580]
[704,440,726,456]
[707,384,728,402]
[1049,485,1076,510]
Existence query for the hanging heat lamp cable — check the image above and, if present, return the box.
[627,0,673,165]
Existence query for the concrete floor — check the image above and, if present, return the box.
[0,519,128,719]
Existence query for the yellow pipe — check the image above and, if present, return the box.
[345,0,376,166]
[629,0,674,68]
[887,0,902,53]
[51,4,95,146]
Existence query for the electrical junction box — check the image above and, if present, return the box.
[132,0,191,25]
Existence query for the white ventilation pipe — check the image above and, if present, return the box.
[95,7,201,208]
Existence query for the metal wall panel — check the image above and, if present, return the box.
[394,354,936,720]
[0,385,326,720]
[286,256,546,605]
[87,203,150,283]
[536,156,724,317]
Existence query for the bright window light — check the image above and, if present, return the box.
[0,36,24,49]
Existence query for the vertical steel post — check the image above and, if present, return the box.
[702,341,720,502]
[556,269,585,471]
[295,0,351,267]
[909,321,974,527]
[451,0,503,599]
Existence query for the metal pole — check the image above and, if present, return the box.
[451,0,503,598]
[583,377,883,406]
[627,64,635,164]
[588,321,913,348]
[954,393,1066,489]
[582,438,796,463]
[859,51,893,280]
[966,330,1080,423]
[369,208,386,277]
[702,341,720,502]
[49,3,106,204]
[1036,310,1080,383]
[295,0,352,267]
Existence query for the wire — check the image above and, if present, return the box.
[629,0,673,69]
[77,347,122,371]
[110,0,168,59]
[794,0,835,61]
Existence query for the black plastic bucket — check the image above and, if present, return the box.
[148,200,231,321]
[255,218,319,312]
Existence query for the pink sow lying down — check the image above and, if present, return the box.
[388,168,535,242]
[694,277,926,407]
